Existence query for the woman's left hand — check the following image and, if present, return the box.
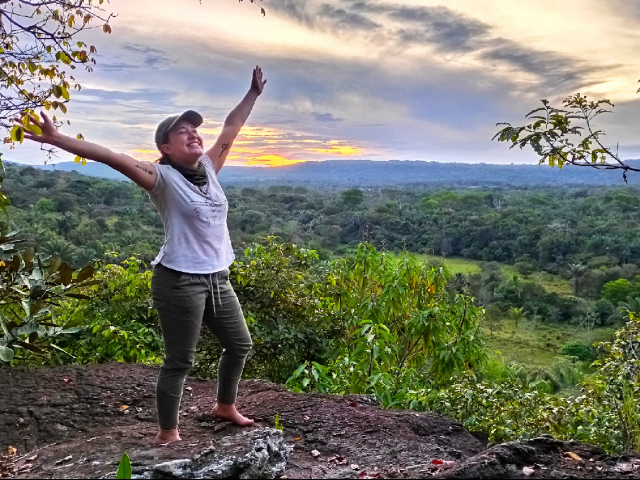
[250,65,267,95]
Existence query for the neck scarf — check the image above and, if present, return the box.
[162,157,208,187]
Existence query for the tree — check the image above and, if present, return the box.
[619,296,640,316]
[507,306,525,329]
[340,188,364,209]
[602,279,636,306]
[577,306,598,335]
[567,263,589,297]
[493,93,639,183]
[484,304,502,337]
[0,0,114,212]
[0,0,114,142]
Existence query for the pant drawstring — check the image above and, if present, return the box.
[210,274,216,316]
[216,276,222,308]
[210,273,222,316]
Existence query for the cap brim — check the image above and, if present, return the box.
[168,110,204,133]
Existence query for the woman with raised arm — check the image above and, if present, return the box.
[19,66,268,445]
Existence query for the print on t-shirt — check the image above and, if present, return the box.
[191,164,228,227]
[192,199,226,227]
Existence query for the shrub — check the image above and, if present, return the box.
[404,314,640,453]
[561,341,593,361]
[287,243,487,407]
[602,279,637,305]
[515,261,536,276]
[0,229,99,366]
[56,257,163,364]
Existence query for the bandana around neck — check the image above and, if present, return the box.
[164,158,208,187]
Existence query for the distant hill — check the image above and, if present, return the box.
[16,160,129,181]
[11,159,640,188]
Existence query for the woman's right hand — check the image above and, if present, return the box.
[15,111,60,146]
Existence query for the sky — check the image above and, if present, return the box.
[9,0,640,167]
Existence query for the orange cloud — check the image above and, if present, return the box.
[246,154,308,167]
[131,149,161,162]
[308,145,362,155]
[168,122,368,166]
[230,147,264,154]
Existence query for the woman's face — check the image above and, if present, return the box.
[161,120,204,166]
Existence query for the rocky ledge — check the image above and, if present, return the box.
[0,363,638,479]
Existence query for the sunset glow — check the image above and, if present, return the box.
[309,144,363,156]
[197,123,366,166]
[245,155,308,168]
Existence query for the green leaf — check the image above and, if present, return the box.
[0,346,14,363]
[63,314,84,329]
[116,453,132,480]
[16,340,45,355]
[59,262,72,286]
[10,125,24,143]
[52,85,63,98]
[29,300,47,316]
[60,86,70,101]
[14,321,39,336]
[24,246,35,264]
[49,254,62,274]
[75,266,95,283]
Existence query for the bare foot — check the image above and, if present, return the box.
[154,427,182,446]
[213,403,255,426]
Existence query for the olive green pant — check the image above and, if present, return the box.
[151,264,252,430]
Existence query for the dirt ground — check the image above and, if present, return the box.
[0,363,638,479]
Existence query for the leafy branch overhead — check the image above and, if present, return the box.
[0,0,114,149]
[493,94,639,183]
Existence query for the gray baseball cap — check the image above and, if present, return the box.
[155,110,204,150]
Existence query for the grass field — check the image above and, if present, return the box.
[483,318,618,370]
[423,255,573,295]
[419,256,612,369]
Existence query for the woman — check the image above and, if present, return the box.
[20,66,268,445]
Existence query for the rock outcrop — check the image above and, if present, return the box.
[108,428,291,479]
[0,363,638,479]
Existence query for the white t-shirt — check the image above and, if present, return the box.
[148,155,235,274]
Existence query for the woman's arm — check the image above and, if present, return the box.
[206,65,267,174]
[19,112,158,191]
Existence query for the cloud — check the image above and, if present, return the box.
[267,0,316,26]
[269,0,601,92]
[318,4,381,30]
[270,1,489,52]
[98,43,172,72]
[354,2,489,52]
[78,87,178,104]
[311,112,344,123]
[11,0,640,167]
